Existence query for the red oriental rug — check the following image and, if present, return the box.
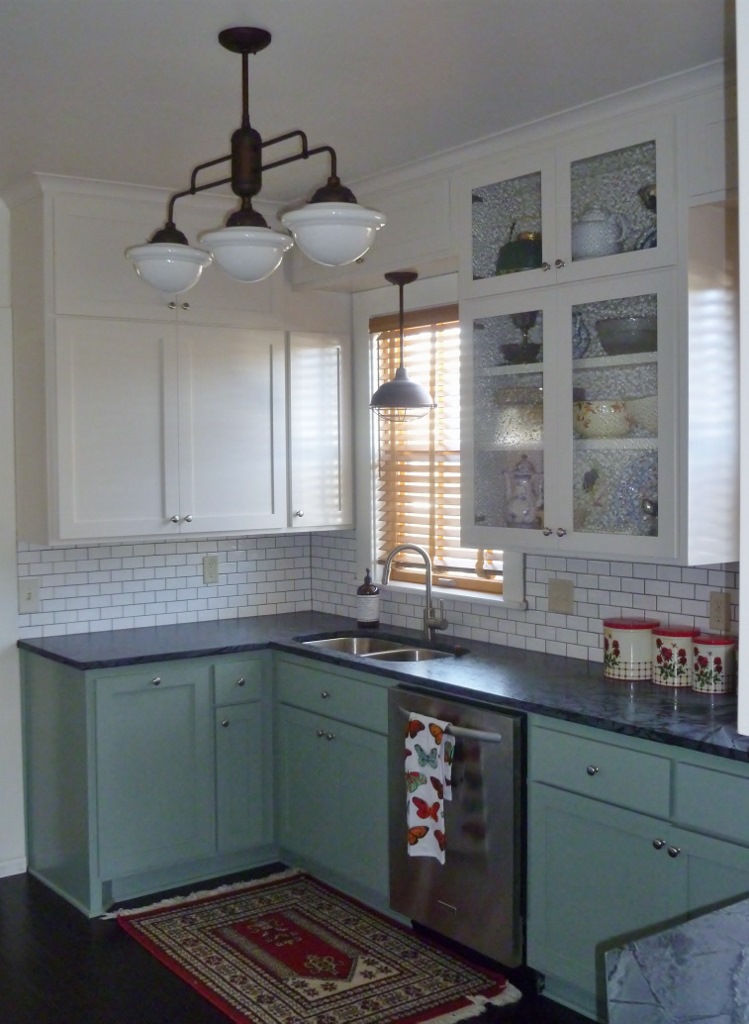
[116,869,522,1024]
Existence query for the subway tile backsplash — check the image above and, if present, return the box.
[17,532,739,664]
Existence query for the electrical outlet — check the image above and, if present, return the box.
[709,591,731,632]
[548,578,574,615]
[202,555,219,585]
[18,577,41,614]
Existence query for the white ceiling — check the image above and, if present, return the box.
[0,0,734,204]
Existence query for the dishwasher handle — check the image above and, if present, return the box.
[445,723,503,744]
[398,706,503,744]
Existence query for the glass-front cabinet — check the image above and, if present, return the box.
[459,113,675,299]
[461,272,676,558]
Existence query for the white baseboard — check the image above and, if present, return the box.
[0,857,27,878]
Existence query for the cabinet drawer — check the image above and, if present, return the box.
[214,658,264,705]
[674,761,749,846]
[276,664,388,733]
[530,723,671,818]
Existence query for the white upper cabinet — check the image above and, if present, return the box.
[48,185,284,327]
[7,176,352,544]
[458,96,738,566]
[288,332,353,530]
[458,112,677,299]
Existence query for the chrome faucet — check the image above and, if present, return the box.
[381,543,449,642]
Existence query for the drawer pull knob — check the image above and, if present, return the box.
[652,838,666,850]
[170,515,180,523]
[221,719,230,728]
[326,732,335,741]
[183,515,193,523]
[554,258,566,269]
[586,764,599,776]
[321,690,330,699]
[151,676,161,686]
[237,677,245,687]
[667,845,681,859]
[542,527,553,537]
[316,729,325,738]
[556,527,567,538]
[541,261,551,272]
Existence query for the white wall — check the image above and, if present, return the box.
[0,201,25,875]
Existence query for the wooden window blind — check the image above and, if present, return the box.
[372,304,503,596]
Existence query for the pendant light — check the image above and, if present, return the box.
[126,26,385,293]
[370,270,435,421]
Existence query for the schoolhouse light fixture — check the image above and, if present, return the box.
[126,26,385,293]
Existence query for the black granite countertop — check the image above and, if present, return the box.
[18,610,748,763]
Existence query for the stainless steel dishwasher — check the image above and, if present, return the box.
[388,686,524,966]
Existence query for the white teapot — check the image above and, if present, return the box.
[571,206,630,260]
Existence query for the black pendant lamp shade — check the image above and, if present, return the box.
[370,270,435,421]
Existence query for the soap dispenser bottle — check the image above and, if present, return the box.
[356,568,380,629]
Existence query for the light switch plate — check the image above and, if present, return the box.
[709,591,731,632]
[18,577,41,614]
[548,578,574,615]
[202,555,219,586]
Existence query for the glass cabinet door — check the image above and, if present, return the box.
[464,301,547,540]
[569,292,659,540]
[461,113,675,299]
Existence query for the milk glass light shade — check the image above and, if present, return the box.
[125,27,385,291]
[281,203,386,266]
[199,227,294,283]
[126,243,212,294]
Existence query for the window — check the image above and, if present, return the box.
[371,303,503,596]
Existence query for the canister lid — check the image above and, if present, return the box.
[693,633,736,645]
[603,617,660,630]
[652,625,699,638]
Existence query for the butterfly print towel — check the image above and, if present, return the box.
[404,713,453,864]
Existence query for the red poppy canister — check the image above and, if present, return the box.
[652,625,699,687]
[603,618,660,681]
[691,633,737,694]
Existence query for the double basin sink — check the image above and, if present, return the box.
[298,633,467,662]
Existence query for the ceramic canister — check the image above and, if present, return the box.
[603,617,660,681]
[652,625,699,687]
[691,633,738,695]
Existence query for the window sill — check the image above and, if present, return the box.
[381,577,527,611]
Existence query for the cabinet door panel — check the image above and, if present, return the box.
[276,703,388,899]
[177,326,287,532]
[679,827,749,916]
[95,664,214,877]
[56,317,180,539]
[289,332,353,529]
[527,784,680,999]
[215,702,269,852]
[276,704,335,862]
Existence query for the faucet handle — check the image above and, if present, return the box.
[425,600,449,634]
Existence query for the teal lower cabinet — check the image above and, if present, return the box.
[274,654,392,909]
[96,663,216,878]
[21,649,274,917]
[214,657,274,853]
[527,716,749,1021]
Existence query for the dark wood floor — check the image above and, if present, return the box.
[0,868,592,1024]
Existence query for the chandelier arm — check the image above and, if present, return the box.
[165,175,233,226]
[261,141,337,178]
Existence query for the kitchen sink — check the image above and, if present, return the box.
[299,633,466,660]
[365,647,453,662]
[300,636,406,655]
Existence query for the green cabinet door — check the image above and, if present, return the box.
[215,701,271,852]
[527,783,681,1016]
[95,662,215,877]
[276,703,388,899]
[678,825,749,915]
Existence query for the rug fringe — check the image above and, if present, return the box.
[424,987,523,1022]
[101,866,303,919]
